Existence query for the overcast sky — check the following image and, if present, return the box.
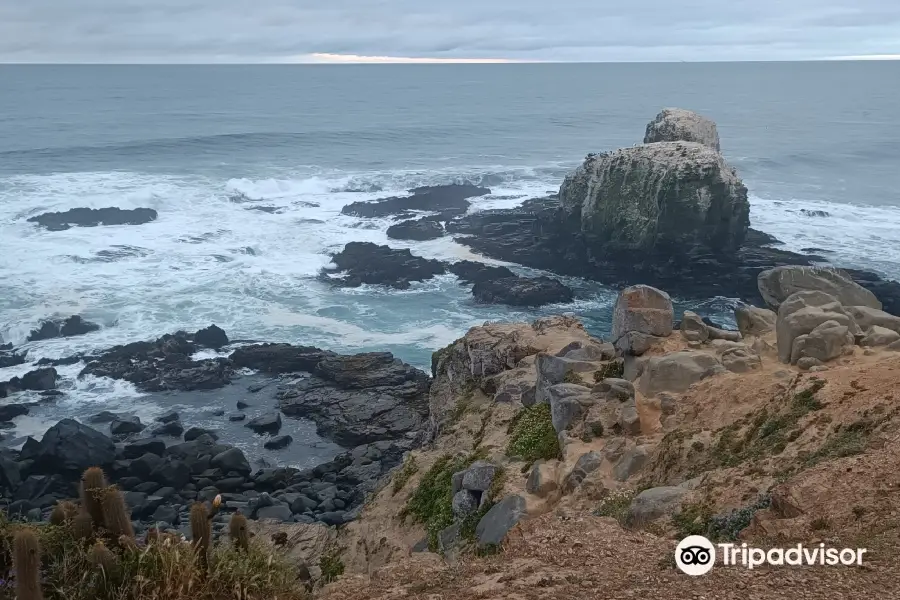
[2,0,899,63]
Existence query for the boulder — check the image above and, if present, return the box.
[559,144,749,254]
[34,419,116,476]
[643,108,721,151]
[547,383,594,433]
[229,343,332,374]
[474,494,527,549]
[535,353,596,404]
[562,451,603,493]
[525,460,560,498]
[149,457,191,488]
[790,320,853,364]
[637,351,725,396]
[720,346,762,373]
[846,306,900,335]
[860,326,900,347]
[472,276,574,307]
[461,461,500,493]
[775,290,855,364]
[734,305,777,336]
[27,316,100,341]
[110,417,146,436]
[612,443,649,481]
[626,485,688,526]
[758,266,881,310]
[245,412,282,435]
[183,427,219,442]
[264,435,294,450]
[446,261,515,285]
[211,448,251,476]
[611,285,674,355]
[680,311,709,342]
[27,207,158,231]
[451,490,479,518]
[151,420,184,437]
[193,325,229,350]
[386,217,444,241]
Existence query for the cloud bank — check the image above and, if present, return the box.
[2,0,899,62]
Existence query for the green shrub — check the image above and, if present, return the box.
[391,456,419,495]
[319,549,345,584]
[507,403,560,463]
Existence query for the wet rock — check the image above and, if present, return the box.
[27,207,158,231]
[264,435,293,450]
[472,276,574,307]
[193,325,229,350]
[227,412,246,422]
[156,411,180,424]
[110,417,146,436]
[322,242,446,289]
[27,316,101,341]
[184,427,219,442]
[341,184,490,218]
[386,217,445,241]
[0,347,27,369]
[151,420,185,438]
[230,344,332,374]
[123,438,166,459]
[0,404,29,422]
[446,261,516,285]
[245,412,282,435]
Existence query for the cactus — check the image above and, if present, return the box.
[49,503,67,526]
[80,467,108,528]
[73,511,95,543]
[100,486,134,541]
[88,541,121,581]
[13,529,43,600]
[229,512,249,551]
[190,502,211,571]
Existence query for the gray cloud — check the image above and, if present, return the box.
[1,0,899,62]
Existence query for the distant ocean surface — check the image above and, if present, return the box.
[1,62,900,442]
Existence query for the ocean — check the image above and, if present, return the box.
[1,62,899,455]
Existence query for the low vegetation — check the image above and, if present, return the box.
[506,403,560,463]
[593,360,624,382]
[0,468,307,600]
[592,490,636,525]
[391,455,419,495]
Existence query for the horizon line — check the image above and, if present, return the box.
[2,54,899,65]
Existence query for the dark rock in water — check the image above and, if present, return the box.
[79,331,232,392]
[246,205,282,214]
[801,247,833,254]
[245,412,282,435]
[341,184,490,218]
[89,411,120,424]
[237,399,251,408]
[0,347,27,369]
[110,417,145,436]
[0,421,16,429]
[278,352,430,446]
[0,404,29,422]
[472,276,574,307]
[228,412,246,422]
[1,367,58,397]
[193,325,229,350]
[33,419,116,476]
[263,435,293,450]
[184,427,219,442]
[19,437,41,461]
[40,390,64,399]
[151,420,184,438]
[323,242,446,289]
[386,217,445,241]
[34,354,85,367]
[744,228,783,246]
[447,260,516,285]
[27,315,100,342]
[800,209,830,217]
[156,411,180,424]
[27,207,158,231]
[230,344,332,374]
[123,438,166,459]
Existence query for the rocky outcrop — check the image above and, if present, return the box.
[1,367,59,398]
[775,291,856,364]
[471,275,573,307]
[446,261,515,285]
[323,242,446,289]
[386,217,445,241]
[637,351,725,396]
[277,352,430,446]
[27,207,158,231]
[0,344,27,369]
[611,285,673,355]
[643,108,721,151]
[558,143,749,254]
[27,315,100,341]
[341,184,489,218]
[758,266,881,310]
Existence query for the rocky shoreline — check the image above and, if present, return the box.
[0,325,429,537]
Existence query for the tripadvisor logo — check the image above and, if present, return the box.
[675,536,868,576]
